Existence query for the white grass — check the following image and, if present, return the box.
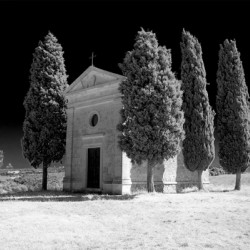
[1,185,250,249]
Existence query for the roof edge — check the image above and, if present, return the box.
[64,65,125,94]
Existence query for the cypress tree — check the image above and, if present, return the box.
[180,30,215,190]
[118,28,184,192]
[216,39,250,190]
[22,32,68,190]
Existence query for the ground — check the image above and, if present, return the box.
[0,169,250,249]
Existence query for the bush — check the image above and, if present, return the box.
[209,164,227,176]
[6,163,13,169]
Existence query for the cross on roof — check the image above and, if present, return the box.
[89,52,96,66]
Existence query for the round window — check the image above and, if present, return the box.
[90,114,98,127]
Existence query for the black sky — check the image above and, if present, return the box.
[0,0,249,168]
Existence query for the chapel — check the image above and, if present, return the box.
[63,66,209,194]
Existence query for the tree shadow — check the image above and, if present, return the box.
[0,191,137,202]
[208,188,234,193]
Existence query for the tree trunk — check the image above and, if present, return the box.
[42,164,48,191]
[197,169,204,190]
[147,161,155,193]
[235,167,241,191]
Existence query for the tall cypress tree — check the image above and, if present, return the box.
[118,28,184,192]
[180,30,215,190]
[22,32,68,190]
[216,39,250,190]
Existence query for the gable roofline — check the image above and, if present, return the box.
[64,65,125,94]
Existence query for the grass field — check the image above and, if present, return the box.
[0,171,250,249]
[0,167,64,194]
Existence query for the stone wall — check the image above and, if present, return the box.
[63,76,124,193]
[121,147,209,194]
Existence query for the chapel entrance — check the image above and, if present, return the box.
[87,148,100,188]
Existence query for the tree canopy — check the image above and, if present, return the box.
[22,32,68,190]
[180,30,215,189]
[216,39,250,189]
[118,28,184,192]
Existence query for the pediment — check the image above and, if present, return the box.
[65,66,124,94]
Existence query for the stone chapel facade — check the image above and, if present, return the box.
[63,66,209,194]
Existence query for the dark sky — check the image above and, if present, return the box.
[0,0,249,168]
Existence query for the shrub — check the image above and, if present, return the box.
[209,164,227,176]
